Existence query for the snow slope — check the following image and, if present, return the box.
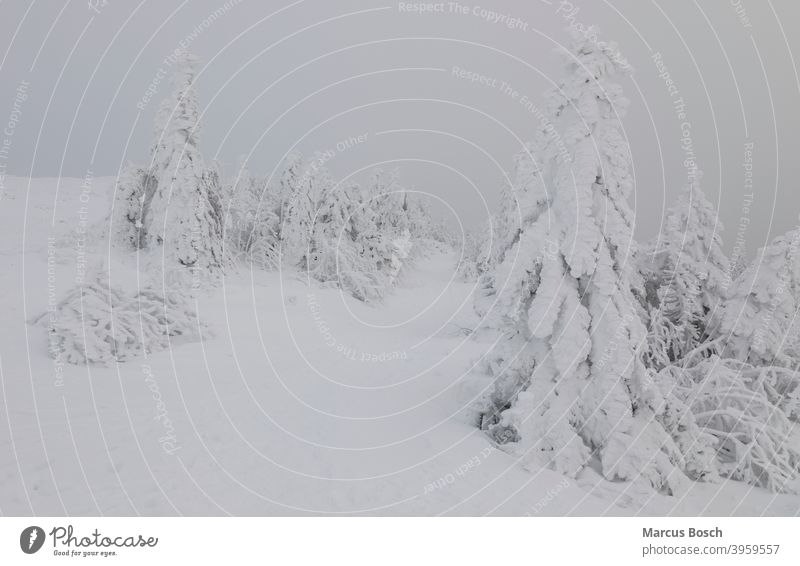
[0,177,798,516]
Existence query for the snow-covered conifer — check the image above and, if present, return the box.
[644,183,730,369]
[145,53,223,278]
[308,182,385,300]
[713,227,800,367]
[111,162,155,250]
[223,160,280,269]
[281,153,331,268]
[482,29,703,493]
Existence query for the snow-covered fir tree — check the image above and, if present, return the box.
[145,53,223,278]
[490,138,554,269]
[712,227,800,367]
[361,169,405,274]
[223,159,281,269]
[403,193,435,242]
[273,152,304,260]
[111,162,155,250]
[307,181,385,301]
[727,243,750,284]
[480,29,710,493]
[280,153,331,268]
[457,223,492,282]
[643,182,730,369]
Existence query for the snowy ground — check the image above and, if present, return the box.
[0,177,798,516]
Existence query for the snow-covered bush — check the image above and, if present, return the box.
[301,168,439,302]
[308,237,385,302]
[659,357,800,492]
[36,275,202,365]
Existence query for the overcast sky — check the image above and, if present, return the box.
[1,0,798,254]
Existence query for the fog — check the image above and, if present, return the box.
[1,0,799,253]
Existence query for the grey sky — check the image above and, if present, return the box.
[1,0,798,254]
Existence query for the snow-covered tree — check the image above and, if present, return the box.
[481,29,706,493]
[490,139,553,270]
[360,169,405,273]
[457,224,492,282]
[111,163,155,250]
[712,227,800,367]
[403,193,436,242]
[299,168,429,301]
[473,140,552,319]
[273,152,303,235]
[145,53,223,278]
[223,160,280,269]
[728,242,749,283]
[280,153,330,268]
[306,181,385,301]
[643,183,730,369]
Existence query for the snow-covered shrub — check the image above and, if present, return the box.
[36,276,202,365]
[302,169,436,302]
[649,368,720,483]
[308,237,385,302]
[659,357,800,492]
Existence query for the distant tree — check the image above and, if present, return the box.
[308,182,385,301]
[145,53,223,278]
[712,227,800,367]
[223,160,281,269]
[111,162,156,250]
[728,243,749,283]
[280,153,330,269]
[643,183,730,369]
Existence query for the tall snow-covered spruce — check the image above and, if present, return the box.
[145,53,223,280]
[481,29,702,493]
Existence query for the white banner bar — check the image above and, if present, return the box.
[2,517,799,565]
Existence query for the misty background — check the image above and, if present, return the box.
[1,0,798,254]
